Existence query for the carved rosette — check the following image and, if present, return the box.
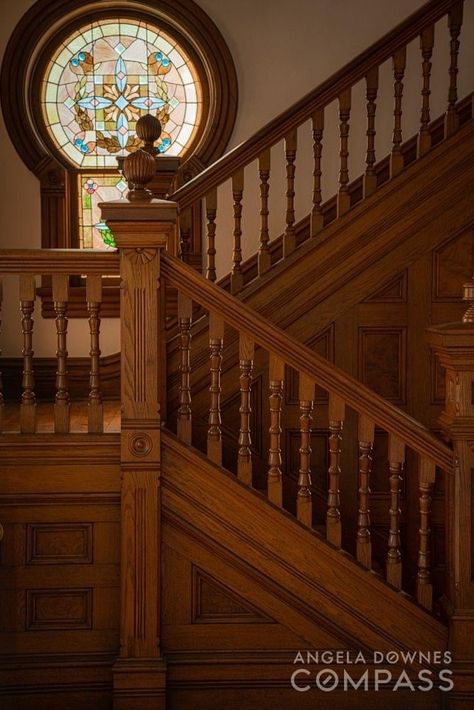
[128,432,153,457]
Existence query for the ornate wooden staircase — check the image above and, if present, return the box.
[1,0,474,707]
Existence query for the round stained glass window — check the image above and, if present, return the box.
[41,19,202,167]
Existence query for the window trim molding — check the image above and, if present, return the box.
[1,0,238,175]
[1,0,237,317]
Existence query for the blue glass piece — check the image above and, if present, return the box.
[71,57,80,67]
[115,57,127,93]
[114,95,129,111]
[130,96,165,111]
[74,138,83,146]
[116,112,129,148]
[162,137,171,145]
[155,51,163,61]
[158,143,166,153]
[78,96,113,110]
[80,143,89,153]
[162,57,170,67]
[78,51,86,61]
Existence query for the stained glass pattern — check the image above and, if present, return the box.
[42,20,202,167]
[78,174,127,248]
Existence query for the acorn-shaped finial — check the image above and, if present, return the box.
[123,149,156,201]
[136,114,162,155]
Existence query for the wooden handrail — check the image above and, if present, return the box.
[162,253,453,471]
[0,249,120,274]
[170,0,458,210]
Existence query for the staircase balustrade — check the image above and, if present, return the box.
[170,0,469,292]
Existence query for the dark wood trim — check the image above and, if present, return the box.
[171,0,459,209]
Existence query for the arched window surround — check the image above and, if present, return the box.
[1,0,238,315]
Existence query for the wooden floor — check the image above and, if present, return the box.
[1,400,121,433]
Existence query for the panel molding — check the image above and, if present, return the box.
[26,523,93,565]
[191,566,272,624]
[26,588,93,631]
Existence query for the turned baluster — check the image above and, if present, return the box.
[177,292,193,444]
[283,129,297,258]
[268,354,284,507]
[86,274,103,433]
[208,313,224,464]
[258,149,271,276]
[205,188,217,282]
[364,67,379,197]
[238,334,254,485]
[311,109,324,236]
[337,89,351,216]
[20,274,36,433]
[446,1,464,136]
[0,280,4,432]
[419,25,435,155]
[417,457,436,610]
[391,46,407,176]
[387,434,405,589]
[357,415,374,568]
[297,374,314,527]
[179,208,192,264]
[327,394,344,547]
[53,274,70,433]
[231,170,244,294]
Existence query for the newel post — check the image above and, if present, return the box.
[427,284,474,702]
[100,141,177,709]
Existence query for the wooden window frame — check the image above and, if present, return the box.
[1,0,238,317]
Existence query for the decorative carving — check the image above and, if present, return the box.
[128,248,157,265]
[136,114,162,155]
[123,149,156,201]
[129,433,153,457]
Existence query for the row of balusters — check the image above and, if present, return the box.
[176,297,437,611]
[194,3,464,292]
[0,273,104,434]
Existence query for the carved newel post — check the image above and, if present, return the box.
[100,119,176,709]
[427,278,474,703]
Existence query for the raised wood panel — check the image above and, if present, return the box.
[191,567,271,624]
[364,272,407,303]
[26,588,93,631]
[26,523,93,565]
[433,228,474,301]
[358,327,407,404]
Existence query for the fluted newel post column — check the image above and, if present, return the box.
[427,291,474,703]
[100,144,177,710]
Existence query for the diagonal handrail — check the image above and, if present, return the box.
[162,253,454,471]
[170,0,458,211]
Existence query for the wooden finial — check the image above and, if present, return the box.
[136,114,162,155]
[123,149,156,201]
[462,278,474,323]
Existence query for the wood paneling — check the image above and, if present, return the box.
[358,327,407,404]
[0,435,120,701]
[26,523,93,565]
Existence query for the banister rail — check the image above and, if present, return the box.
[0,249,120,274]
[162,253,453,472]
[170,0,460,210]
